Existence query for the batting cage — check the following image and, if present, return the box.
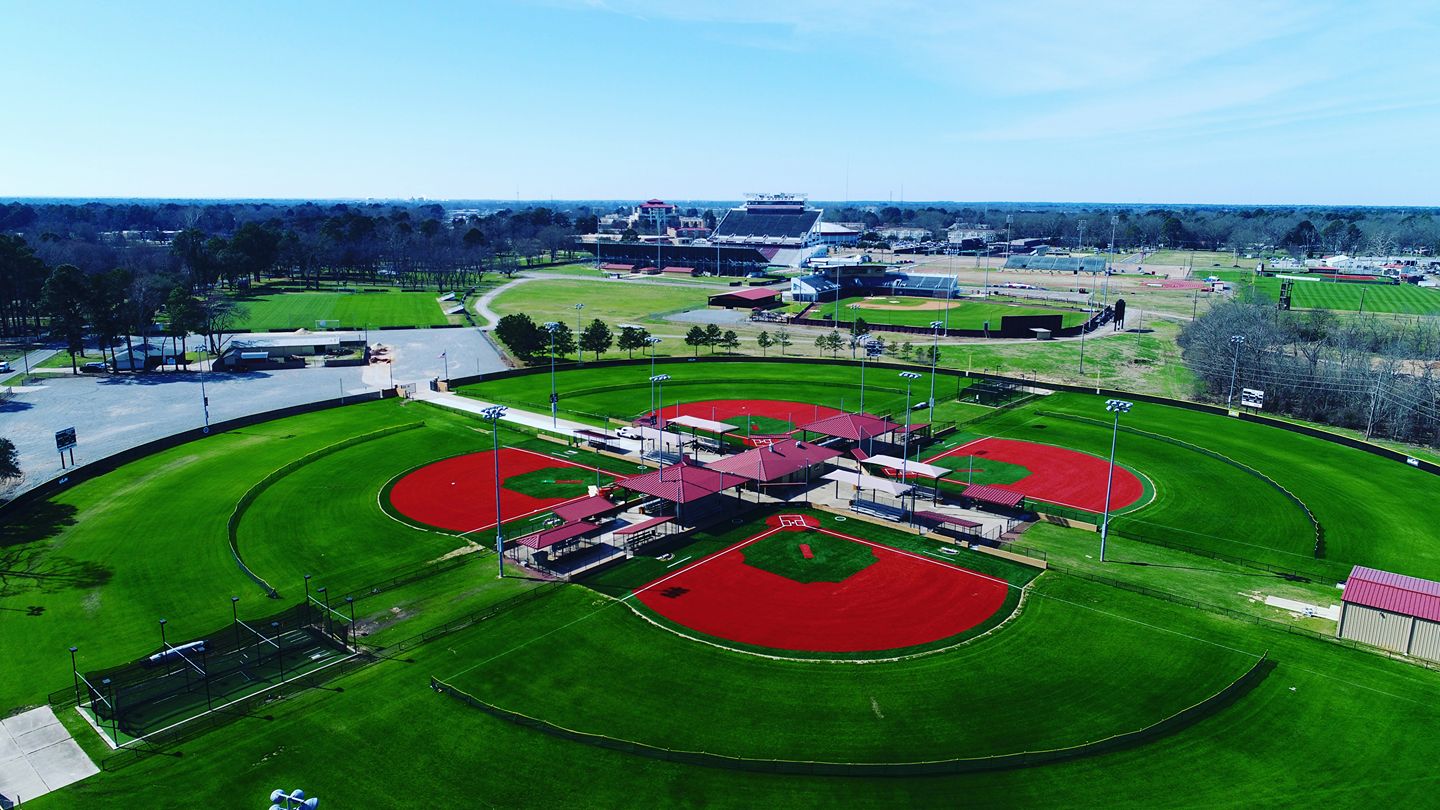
[76,601,354,745]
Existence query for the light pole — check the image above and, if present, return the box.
[928,321,943,421]
[1226,335,1246,408]
[199,375,210,432]
[574,303,585,363]
[1099,398,1132,562]
[481,405,508,578]
[1106,215,1118,307]
[645,337,663,417]
[543,322,560,428]
[1078,293,1089,375]
[859,338,882,412]
[899,372,922,519]
[650,373,670,454]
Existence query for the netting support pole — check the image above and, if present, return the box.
[102,677,119,744]
[346,597,356,647]
[273,621,286,682]
[231,596,241,650]
[69,646,80,706]
[201,644,213,711]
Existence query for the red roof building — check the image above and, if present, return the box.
[797,413,901,442]
[552,494,622,523]
[514,520,602,550]
[961,484,1026,510]
[619,459,748,504]
[704,439,841,483]
[1338,565,1440,662]
[708,287,780,309]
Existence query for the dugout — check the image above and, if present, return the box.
[617,460,749,529]
[961,483,1027,516]
[1337,565,1440,662]
[913,510,983,541]
[704,439,842,500]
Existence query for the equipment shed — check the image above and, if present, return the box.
[1338,565,1440,662]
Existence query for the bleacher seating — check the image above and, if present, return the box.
[713,209,821,244]
[851,499,907,522]
[1003,256,1107,273]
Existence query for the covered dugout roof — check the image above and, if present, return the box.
[798,413,901,442]
[962,484,1025,509]
[704,439,842,482]
[664,414,739,434]
[912,510,982,529]
[614,515,674,536]
[552,495,621,523]
[515,521,601,550]
[621,460,748,504]
[1343,566,1440,622]
[860,454,950,478]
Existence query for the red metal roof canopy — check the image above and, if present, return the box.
[961,484,1025,509]
[912,510,982,529]
[1343,565,1440,622]
[709,287,778,302]
[613,515,674,536]
[620,460,748,504]
[515,521,600,550]
[797,413,900,442]
[704,439,841,482]
[552,495,620,523]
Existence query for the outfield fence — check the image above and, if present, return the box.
[429,651,1269,776]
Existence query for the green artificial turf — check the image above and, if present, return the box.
[1211,271,1440,315]
[739,529,877,583]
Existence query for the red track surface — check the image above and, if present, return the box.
[634,521,1008,653]
[927,437,1143,513]
[389,448,599,533]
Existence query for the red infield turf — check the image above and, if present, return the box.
[926,437,1144,513]
[651,399,844,430]
[389,447,602,533]
[634,516,1009,653]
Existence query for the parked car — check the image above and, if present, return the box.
[81,361,108,374]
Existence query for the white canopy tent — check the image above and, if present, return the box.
[858,455,950,479]
[821,469,913,497]
[663,414,740,434]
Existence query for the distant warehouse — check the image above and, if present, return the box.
[1337,565,1440,662]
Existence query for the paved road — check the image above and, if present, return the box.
[0,328,504,497]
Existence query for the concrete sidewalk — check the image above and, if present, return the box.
[413,388,645,455]
[0,706,99,806]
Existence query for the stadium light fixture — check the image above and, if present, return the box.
[574,303,585,363]
[650,374,671,434]
[899,371,923,518]
[270,788,320,809]
[928,321,944,421]
[1227,335,1247,408]
[481,405,509,578]
[1099,399,1133,562]
[646,336,663,409]
[543,322,561,429]
[858,339,884,412]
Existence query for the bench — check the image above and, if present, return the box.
[851,499,907,522]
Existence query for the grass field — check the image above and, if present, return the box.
[827,295,1088,330]
[10,360,1440,806]
[460,360,990,427]
[488,278,710,327]
[233,288,453,330]
[1213,270,1440,315]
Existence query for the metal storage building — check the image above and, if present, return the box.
[1337,565,1440,662]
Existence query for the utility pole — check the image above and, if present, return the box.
[1099,399,1132,562]
[1226,335,1246,408]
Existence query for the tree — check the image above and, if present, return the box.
[775,328,793,356]
[850,316,869,337]
[85,268,131,367]
[684,325,707,356]
[41,264,89,372]
[494,313,545,359]
[617,326,649,358]
[899,341,914,360]
[756,331,774,356]
[197,288,247,355]
[163,287,203,369]
[579,318,614,361]
[0,437,19,482]
[620,227,639,242]
[703,324,723,354]
[719,330,741,354]
[548,321,577,359]
[818,330,844,358]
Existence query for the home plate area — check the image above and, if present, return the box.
[634,515,1009,654]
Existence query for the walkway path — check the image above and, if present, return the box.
[411,387,645,455]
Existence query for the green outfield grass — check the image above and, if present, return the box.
[489,277,710,327]
[1213,271,1440,315]
[830,295,1087,330]
[11,360,1440,806]
[461,360,989,426]
[233,288,452,330]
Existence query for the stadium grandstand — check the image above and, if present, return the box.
[579,240,774,277]
[711,193,826,267]
[1004,255,1108,273]
[791,255,958,302]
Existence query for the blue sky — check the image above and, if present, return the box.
[2,0,1437,204]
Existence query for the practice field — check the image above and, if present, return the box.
[488,278,710,329]
[387,447,616,533]
[651,398,844,436]
[632,515,1009,654]
[828,296,1088,329]
[233,288,451,330]
[1213,271,1440,315]
[926,437,1146,513]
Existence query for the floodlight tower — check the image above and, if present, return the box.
[899,372,922,516]
[645,337,663,412]
[858,338,883,412]
[1107,215,1119,306]
[574,303,585,363]
[1227,335,1246,408]
[650,374,671,430]
[543,322,560,428]
[481,405,508,578]
[928,321,944,421]
[1099,398,1132,562]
